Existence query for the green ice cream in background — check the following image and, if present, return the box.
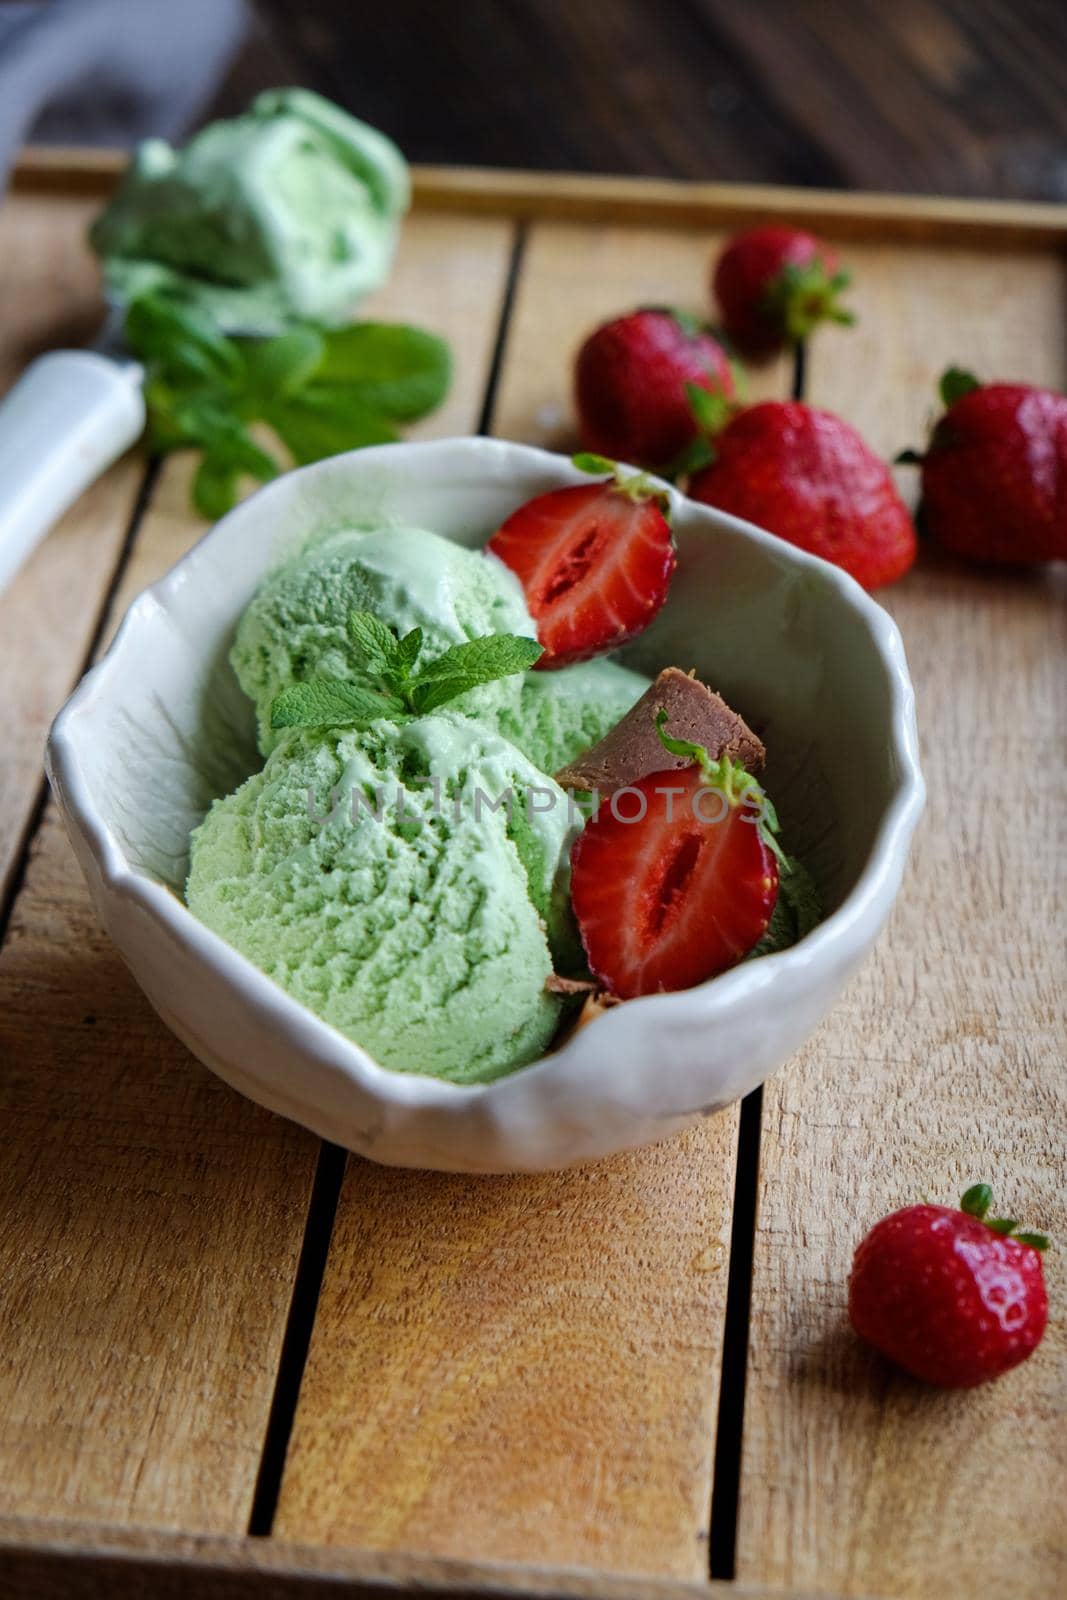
[91,89,409,332]
[232,526,536,755]
[186,713,578,1084]
[502,657,650,775]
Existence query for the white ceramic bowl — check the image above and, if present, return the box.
[47,438,923,1173]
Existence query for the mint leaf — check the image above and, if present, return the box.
[193,452,239,520]
[270,677,405,731]
[347,610,403,678]
[264,397,398,465]
[127,290,453,517]
[240,329,326,400]
[748,854,820,958]
[409,634,543,713]
[778,854,821,937]
[747,891,796,959]
[940,367,981,407]
[393,626,424,676]
[311,323,451,419]
[126,292,241,386]
[191,428,278,519]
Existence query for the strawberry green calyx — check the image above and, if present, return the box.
[668,306,703,339]
[655,707,753,802]
[653,706,826,922]
[653,706,780,840]
[764,260,855,344]
[960,1182,993,1219]
[897,369,985,466]
[571,453,672,516]
[939,366,982,407]
[637,305,707,342]
[685,379,734,437]
[959,1184,1049,1251]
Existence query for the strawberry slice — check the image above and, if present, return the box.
[487,473,676,668]
[570,738,779,998]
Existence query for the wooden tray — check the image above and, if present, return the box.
[0,151,1063,1600]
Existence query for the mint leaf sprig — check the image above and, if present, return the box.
[270,612,542,732]
[125,292,452,519]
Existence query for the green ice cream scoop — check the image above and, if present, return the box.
[500,657,650,775]
[90,89,409,332]
[186,713,579,1084]
[232,525,536,755]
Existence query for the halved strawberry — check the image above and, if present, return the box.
[570,759,779,999]
[487,472,676,668]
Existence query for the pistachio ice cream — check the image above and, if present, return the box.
[187,713,578,1084]
[91,88,409,331]
[190,522,656,1083]
[231,526,537,755]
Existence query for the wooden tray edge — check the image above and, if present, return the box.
[0,1517,859,1600]
[10,146,1067,247]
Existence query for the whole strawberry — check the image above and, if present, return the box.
[849,1184,1049,1388]
[574,309,735,472]
[713,226,854,358]
[907,368,1067,563]
[689,401,916,590]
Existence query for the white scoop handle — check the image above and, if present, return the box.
[0,350,146,596]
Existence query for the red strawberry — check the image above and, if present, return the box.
[570,723,779,998]
[689,401,916,590]
[488,469,676,668]
[910,368,1067,563]
[713,226,853,358]
[574,309,735,471]
[849,1184,1049,1389]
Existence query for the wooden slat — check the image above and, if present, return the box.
[0,190,146,909]
[272,220,787,1579]
[12,148,1067,246]
[736,243,1067,1596]
[0,1519,818,1600]
[0,807,318,1531]
[0,213,514,1532]
[274,1129,739,1577]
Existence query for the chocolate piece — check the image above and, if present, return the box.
[544,973,598,997]
[554,666,764,793]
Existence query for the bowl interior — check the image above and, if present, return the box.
[62,439,904,927]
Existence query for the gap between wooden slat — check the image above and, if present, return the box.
[477,222,529,436]
[707,1086,764,1579]
[708,332,811,1573]
[247,1144,347,1537]
[0,456,158,949]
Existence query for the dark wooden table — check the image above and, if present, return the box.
[210,0,1067,201]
